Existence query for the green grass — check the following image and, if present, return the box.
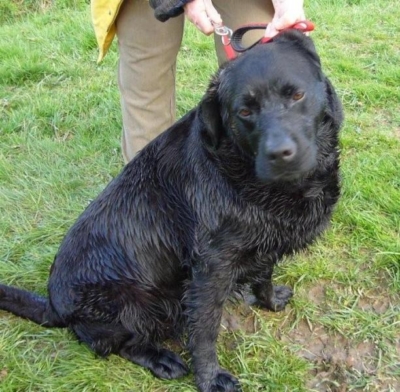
[0,0,399,391]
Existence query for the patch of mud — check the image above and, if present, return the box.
[306,284,326,306]
[357,294,391,314]
[282,316,400,391]
[219,284,400,391]
[281,283,400,392]
[0,368,8,381]
[221,290,258,334]
[283,321,376,371]
[281,320,380,391]
[394,127,400,141]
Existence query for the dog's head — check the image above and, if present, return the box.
[200,30,343,182]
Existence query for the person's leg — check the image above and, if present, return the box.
[116,0,184,163]
[213,0,275,65]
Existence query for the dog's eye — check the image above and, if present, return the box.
[292,92,305,101]
[239,109,252,117]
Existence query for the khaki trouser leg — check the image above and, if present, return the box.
[116,0,184,163]
[116,0,274,163]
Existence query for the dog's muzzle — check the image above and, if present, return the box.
[256,133,316,182]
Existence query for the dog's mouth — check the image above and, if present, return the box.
[255,155,317,183]
[258,168,308,183]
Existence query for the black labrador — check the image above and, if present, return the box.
[0,30,343,392]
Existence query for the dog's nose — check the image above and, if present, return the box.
[266,137,297,163]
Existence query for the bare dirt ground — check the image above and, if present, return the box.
[221,284,400,391]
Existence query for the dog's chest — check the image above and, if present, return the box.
[240,186,335,255]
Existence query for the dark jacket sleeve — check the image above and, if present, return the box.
[149,0,194,22]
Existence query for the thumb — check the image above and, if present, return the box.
[264,22,279,38]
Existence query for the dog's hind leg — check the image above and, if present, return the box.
[119,339,189,380]
[73,322,189,379]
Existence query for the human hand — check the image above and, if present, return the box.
[265,0,306,38]
[183,0,222,35]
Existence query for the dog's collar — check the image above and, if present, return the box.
[214,20,315,61]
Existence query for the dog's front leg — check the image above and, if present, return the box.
[186,261,241,392]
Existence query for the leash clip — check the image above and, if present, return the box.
[212,22,236,60]
[214,25,233,39]
[213,23,233,42]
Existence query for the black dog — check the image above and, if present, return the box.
[0,30,342,392]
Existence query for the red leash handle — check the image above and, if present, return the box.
[260,20,315,44]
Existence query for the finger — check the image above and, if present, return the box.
[203,0,222,25]
[195,14,214,35]
[184,1,215,35]
[273,11,306,30]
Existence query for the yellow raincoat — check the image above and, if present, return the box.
[91,0,124,62]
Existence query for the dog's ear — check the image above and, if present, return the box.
[323,76,344,131]
[199,69,226,150]
[272,30,321,69]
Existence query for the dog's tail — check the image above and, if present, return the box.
[0,284,66,327]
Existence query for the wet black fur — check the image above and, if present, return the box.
[0,31,342,392]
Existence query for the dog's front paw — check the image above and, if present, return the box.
[198,370,241,392]
[270,285,293,311]
[257,285,293,312]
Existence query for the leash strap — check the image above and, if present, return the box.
[230,23,268,53]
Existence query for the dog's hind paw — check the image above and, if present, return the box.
[199,370,241,392]
[148,348,189,380]
[120,345,189,380]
